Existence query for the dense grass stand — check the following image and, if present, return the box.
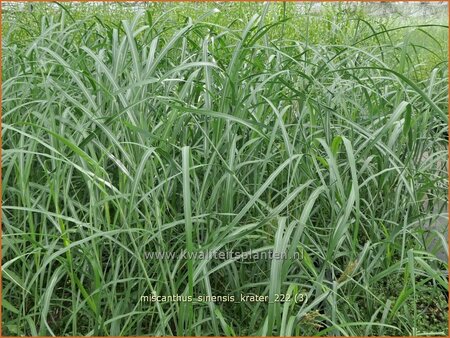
[1,2,448,336]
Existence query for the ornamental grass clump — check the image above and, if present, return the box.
[2,2,448,336]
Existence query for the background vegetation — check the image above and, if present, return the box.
[2,2,448,336]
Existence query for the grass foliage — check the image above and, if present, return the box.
[2,2,449,336]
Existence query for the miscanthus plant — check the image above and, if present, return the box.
[2,3,448,336]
